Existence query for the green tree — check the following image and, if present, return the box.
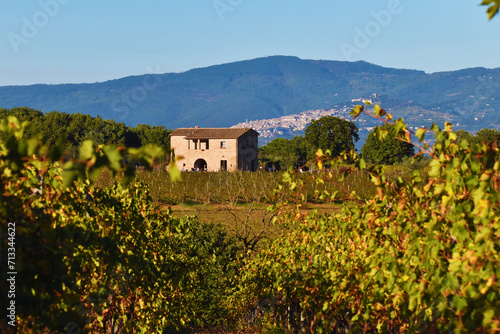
[473,128,500,148]
[304,116,359,160]
[456,129,474,145]
[0,107,45,141]
[454,128,500,155]
[259,136,306,170]
[129,123,171,148]
[362,123,415,165]
[42,110,72,144]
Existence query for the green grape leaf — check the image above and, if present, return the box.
[415,128,426,142]
[80,140,95,161]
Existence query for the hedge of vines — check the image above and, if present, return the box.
[237,104,500,333]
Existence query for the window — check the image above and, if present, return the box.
[220,141,226,148]
[220,160,227,171]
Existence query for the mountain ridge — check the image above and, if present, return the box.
[1,56,499,134]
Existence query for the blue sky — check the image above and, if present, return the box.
[1,0,499,86]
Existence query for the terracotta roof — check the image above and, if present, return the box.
[170,127,258,139]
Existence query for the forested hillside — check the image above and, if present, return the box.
[1,56,499,132]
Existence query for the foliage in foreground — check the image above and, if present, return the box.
[482,0,500,20]
[2,99,500,333]
[0,117,240,333]
[238,104,500,333]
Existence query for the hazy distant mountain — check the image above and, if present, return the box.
[1,56,499,132]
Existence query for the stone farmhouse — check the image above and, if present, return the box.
[170,127,259,172]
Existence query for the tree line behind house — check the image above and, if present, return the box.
[0,107,172,158]
[3,107,499,172]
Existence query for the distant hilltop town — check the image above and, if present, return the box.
[230,92,461,148]
[232,94,379,140]
[232,107,352,138]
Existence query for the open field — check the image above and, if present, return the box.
[166,201,344,250]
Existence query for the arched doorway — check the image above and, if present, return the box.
[194,159,207,171]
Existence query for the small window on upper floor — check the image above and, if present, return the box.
[221,141,226,148]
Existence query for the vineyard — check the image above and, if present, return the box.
[1,104,500,333]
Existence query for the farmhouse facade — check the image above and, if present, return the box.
[170,127,259,172]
